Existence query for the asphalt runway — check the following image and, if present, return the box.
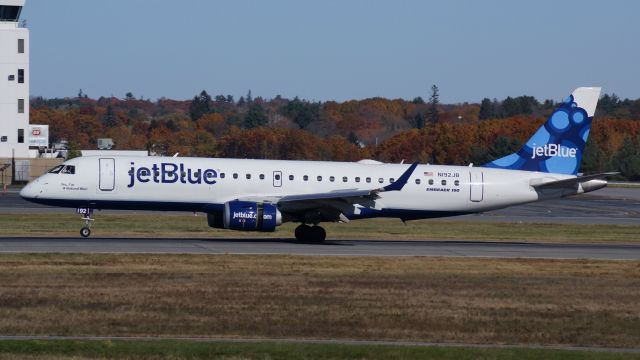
[1,187,639,225]
[1,237,639,260]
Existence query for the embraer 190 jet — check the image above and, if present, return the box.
[20,87,614,242]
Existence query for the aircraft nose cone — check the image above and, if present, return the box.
[20,180,39,199]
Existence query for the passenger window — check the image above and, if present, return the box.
[259,174,265,180]
[428,179,434,185]
[390,178,395,183]
[366,177,371,183]
[378,178,384,183]
[454,180,460,186]
[289,175,294,181]
[415,179,421,185]
[317,176,322,181]
[329,176,335,182]
[220,173,225,179]
[61,165,75,174]
[441,180,447,185]
[342,176,348,182]
[233,173,238,179]
[303,175,309,181]
[246,174,251,179]
[275,174,281,180]
[48,165,64,174]
[355,177,360,183]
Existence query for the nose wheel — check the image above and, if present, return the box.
[80,226,91,238]
[77,207,94,238]
[294,224,326,243]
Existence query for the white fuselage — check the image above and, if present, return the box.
[20,156,576,220]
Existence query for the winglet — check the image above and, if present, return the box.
[383,162,419,192]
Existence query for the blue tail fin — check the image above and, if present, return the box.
[483,87,601,175]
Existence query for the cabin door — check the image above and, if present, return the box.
[469,171,483,202]
[99,158,115,191]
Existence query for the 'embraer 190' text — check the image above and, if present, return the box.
[530,144,577,159]
[127,162,217,187]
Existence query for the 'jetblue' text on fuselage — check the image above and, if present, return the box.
[127,162,217,187]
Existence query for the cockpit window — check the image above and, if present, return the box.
[48,165,64,174]
[61,165,75,174]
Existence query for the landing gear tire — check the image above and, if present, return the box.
[294,224,326,243]
[80,227,91,238]
[295,224,311,241]
[309,226,326,243]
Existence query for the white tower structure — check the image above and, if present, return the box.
[0,0,29,158]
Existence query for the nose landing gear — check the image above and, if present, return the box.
[76,207,94,238]
[294,224,326,243]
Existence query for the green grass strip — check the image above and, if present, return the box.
[0,339,638,360]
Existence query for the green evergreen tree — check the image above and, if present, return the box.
[189,90,212,121]
[244,103,268,128]
[412,96,425,104]
[347,131,359,145]
[613,136,640,180]
[280,97,320,129]
[487,136,521,162]
[501,97,518,117]
[66,142,82,159]
[413,113,425,129]
[427,84,439,124]
[478,98,493,120]
[102,105,117,128]
[581,141,609,174]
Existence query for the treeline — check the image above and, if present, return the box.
[29,89,640,180]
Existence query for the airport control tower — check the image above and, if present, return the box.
[0,0,29,158]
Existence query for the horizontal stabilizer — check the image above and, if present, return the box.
[531,172,618,190]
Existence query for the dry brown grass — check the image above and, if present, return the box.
[0,254,639,348]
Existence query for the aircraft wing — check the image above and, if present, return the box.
[235,162,418,217]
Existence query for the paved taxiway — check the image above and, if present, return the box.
[1,237,639,260]
[1,187,638,225]
[1,187,638,259]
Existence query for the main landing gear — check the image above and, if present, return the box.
[77,207,94,238]
[294,224,326,243]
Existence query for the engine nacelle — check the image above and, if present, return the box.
[223,201,282,232]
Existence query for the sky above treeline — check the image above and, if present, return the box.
[22,0,640,103]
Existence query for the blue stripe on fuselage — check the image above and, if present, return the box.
[21,198,469,220]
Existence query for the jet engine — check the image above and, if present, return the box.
[215,201,282,232]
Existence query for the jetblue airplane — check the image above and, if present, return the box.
[20,87,614,241]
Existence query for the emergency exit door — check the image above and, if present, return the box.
[469,171,483,202]
[273,170,282,187]
[99,158,115,191]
